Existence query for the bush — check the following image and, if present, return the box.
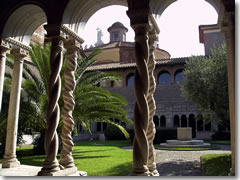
[104,124,126,140]
[154,128,177,144]
[201,153,232,176]
[211,131,230,140]
[125,128,177,144]
[126,128,135,143]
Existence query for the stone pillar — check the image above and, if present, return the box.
[0,39,9,112]
[220,12,235,176]
[60,39,80,170]
[127,8,150,176]
[2,47,27,168]
[38,26,64,175]
[146,30,159,176]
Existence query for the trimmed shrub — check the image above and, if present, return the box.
[201,153,232,176]
[126,128,177,144]
[126,128,135,143]
[104,124,126,140]
[154,128,177,144]
[211,131,230,140]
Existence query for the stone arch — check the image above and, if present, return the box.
[1,4,47,45]
[174,69,184,83]
[157,70,171,85]
[189,114,196,138]
[181,114,187,127]
[173,114,180,127]
[62,0,128,34]
[160,115,166,128]
[126,73,134,87]
[196,114,204,131]
[153,115,159,128]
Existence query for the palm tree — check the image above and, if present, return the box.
[14,43,132,138]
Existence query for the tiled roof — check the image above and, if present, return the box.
[86,57,189,71]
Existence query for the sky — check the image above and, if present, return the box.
[82,0,218,58]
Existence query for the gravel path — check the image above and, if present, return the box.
[122,145,231,176]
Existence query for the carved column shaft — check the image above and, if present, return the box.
[2,48,27,168]
[221,12,235,175]
[60,39,80,169]
[38,36,64,175]
[146,32,159,176]
[131,23,150,176]
[0,40,9,112]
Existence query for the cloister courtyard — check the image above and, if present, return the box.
[0,0,235,177]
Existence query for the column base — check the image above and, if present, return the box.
[38,167,78,176]
[228,168,235,176]
[131,166,150,176]
[2,155,20,168]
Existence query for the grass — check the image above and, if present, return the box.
[201,153,232,176]
[204,140,231,145]
[1,140,133,176]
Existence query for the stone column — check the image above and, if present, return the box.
[2,47,27,168]
[220,12,235,176]
[60,39,80,170]
[38,30,64,175]
[146,31,159,176]
[127,8,150,176]
[0,39,9,112]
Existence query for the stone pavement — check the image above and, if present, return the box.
[122,145,231,176]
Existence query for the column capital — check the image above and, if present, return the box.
[64,39,81,51]
[127,8,151,26]
[60,25,84,44]
[0,38,10,52]
[10,48,28,61]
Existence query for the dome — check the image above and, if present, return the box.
[112,22,124,27]
[107,21,128,32]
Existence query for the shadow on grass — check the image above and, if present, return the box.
[73,149,115,154]
[157,160,202,176]
[93,161,133,176]
[73,155,111,159]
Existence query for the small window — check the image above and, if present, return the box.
[158,71,171,84]
[181,115,187,127]
[174,70,184,83]
[197,114,204,131]
[173,115,180,127]
[113,31,119,41]
[160,115,166,128]
[126,74,134,86]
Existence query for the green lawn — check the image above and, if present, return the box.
[1,140,133,176]
[204,140,231,145]
[201,153,232,176]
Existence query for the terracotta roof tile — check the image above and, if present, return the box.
[86,57,189,71]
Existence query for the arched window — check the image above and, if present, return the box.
[126,73,134,86]
[160,115,166,128]
[173,115,180,127]
[158,71,171,84]
[174,70,184,83]
[189,114,196,138]
[181,115,187,127]
[197,114,204,131]
[153,115,159,127]
[205,120,211,131]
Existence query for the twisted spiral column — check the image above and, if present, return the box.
[146,33,159,176]
[60,39,80,169]
[131,24,150,176]
[38,37,63,175]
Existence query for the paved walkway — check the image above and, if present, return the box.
[122,145,231,176]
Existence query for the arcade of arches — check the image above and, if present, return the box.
[0,0,235,176]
